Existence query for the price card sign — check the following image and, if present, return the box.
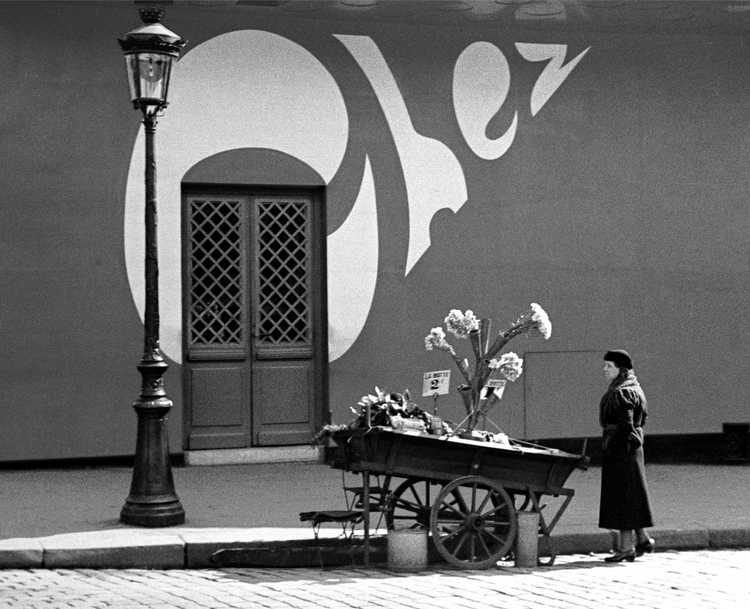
[481,379,507,400]
[423,370,450,397]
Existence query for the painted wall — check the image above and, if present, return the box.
[1,1,748,461]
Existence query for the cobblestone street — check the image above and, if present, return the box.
[1,549,748,608]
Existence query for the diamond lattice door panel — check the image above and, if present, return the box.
[252,197,317,446]
[185,195,250,449]
[254,198,312,359]
[188,197,246,351]
[183,191,325,450]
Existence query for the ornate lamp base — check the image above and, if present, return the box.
[120,392,185,527]
[120,499,185,527]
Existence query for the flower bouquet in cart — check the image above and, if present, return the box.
[312,386,445,444]
[425,303,551,438]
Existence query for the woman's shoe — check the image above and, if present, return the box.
[604,549,636,563]
[635,538,655,557]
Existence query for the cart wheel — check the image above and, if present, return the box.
[385,479,440,530]
[430,475,517,569]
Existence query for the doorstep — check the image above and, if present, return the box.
[183,445,323,466]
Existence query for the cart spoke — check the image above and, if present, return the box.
[386,480,440,530]
[407,485,426,507]
[476,489,493,514]
[444,527,469,558]
[450,489,469,515]
[393,498,424,512]
[476,530,493,560]
[482,518,511,527]
[470,483,478,513]
[440,501,466,520]
[469,530,477,561]
[444,499,465,518]
[441,522,466,539]
[479,527,506,546]
[484,503,510,518]
[436,516,465,533]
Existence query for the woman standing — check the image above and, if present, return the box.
[599,349,655,562]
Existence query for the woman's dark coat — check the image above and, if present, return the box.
[598,370,654,530]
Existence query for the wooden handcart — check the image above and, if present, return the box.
[324,426,588,569]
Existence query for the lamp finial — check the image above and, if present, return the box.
[139,7,165,24]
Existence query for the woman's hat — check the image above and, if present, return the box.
[604,349,633,370]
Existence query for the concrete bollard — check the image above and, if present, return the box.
[514,511,540,568]
[387,529,428,572]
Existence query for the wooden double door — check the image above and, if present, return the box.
[182,188,327,449]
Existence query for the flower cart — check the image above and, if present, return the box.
[324,427,587,569]
[317,305,589,569]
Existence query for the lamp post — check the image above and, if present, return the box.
[118,7,186,527]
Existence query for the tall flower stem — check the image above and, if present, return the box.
[449,349,472,386]
[479,319,492,354]
[469,329,483,378]
[458,384,473,417]
[485,331,511,362]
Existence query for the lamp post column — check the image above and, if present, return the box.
[118,6,186,527]
[120,112,185,527]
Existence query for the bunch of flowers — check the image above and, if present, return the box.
[353,387,432,428]
[312,385,452,444]
[425,327,451,353]
[425,303,552,432]
[444,309,479,338]
[488,352,524,382]
[505,303,551,341]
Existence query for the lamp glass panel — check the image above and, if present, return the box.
[124,52,174,105]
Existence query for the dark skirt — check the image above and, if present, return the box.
[599,444,654,530]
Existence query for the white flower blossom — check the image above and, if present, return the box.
[444,309,479,339]
[488,352,524,382]
[425,327,450,351]
[530,303,552,339]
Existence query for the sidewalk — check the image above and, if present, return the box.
[2,458,749,569]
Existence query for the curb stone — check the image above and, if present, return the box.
[540,531,615,557]
[709,528,750,549]
[0,538,43,569]
[1,527,749,569]
[40,531,185,569]
[652,528,710,551]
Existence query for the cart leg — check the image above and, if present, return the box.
[525,492,553,566]
[537,536,556,566]
[525,489,574,567]
[362,471,370,566]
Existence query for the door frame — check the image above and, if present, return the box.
[180,184,329,450]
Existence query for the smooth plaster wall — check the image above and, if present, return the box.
[0,2,748,460]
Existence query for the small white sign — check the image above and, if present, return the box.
[481,379,507,400]
[423,370,450,397]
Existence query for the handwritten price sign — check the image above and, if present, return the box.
[423,370,450,397]
[480,379,507,400]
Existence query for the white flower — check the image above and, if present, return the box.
[425,327,450,351]
[530,303,552,339]
[444,309,479,339]
[488,352,523,382]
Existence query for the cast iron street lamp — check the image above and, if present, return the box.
[118,7,186,527]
